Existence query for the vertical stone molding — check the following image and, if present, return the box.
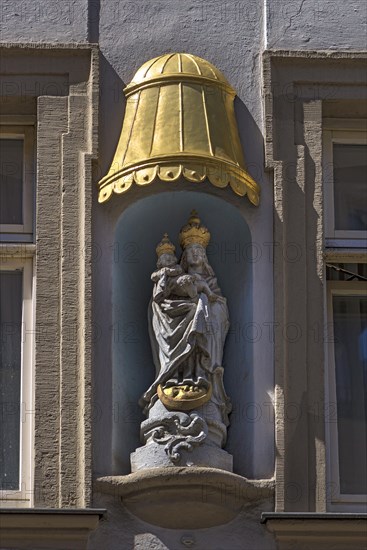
[0,44,99,508]
[263,50,367,512]
[36,95,68,507]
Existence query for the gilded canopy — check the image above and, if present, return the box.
[98,53,260,205]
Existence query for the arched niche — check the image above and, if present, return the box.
[112,191,253,475]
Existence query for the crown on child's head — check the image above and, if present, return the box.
[156,233,176,257]
[179,210,210,249]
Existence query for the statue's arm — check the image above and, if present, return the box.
[207,275,222,296]
[152,270,173,303]
[151,268,164,282]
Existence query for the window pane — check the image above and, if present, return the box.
[0,139,23,225]
[333,143,367,231]
[0,271,22,491]
[333,295,367,494]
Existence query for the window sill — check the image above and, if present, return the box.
[0,243,36,258]
[325,238,367,249]
[262,513,367,550]
[0,508,105,550]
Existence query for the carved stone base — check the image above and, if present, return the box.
[132,398,233,471]
[95,468,275,529]
[131,440,233,472]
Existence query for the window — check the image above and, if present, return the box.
[326,263,367,509]
[0,121,35,507]
[0,269,22,491]
[0,125,35,242]
[323,123,367,247]
[324,120,367,510]
[0,258,34,507]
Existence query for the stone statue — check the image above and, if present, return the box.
[131,211,233,472]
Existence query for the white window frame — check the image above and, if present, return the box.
[0,255,34,508]
[326,278,367,511]
[0,123,35,242]
[323,122,367,247]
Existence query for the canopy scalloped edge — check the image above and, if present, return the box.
[98,160,260,206]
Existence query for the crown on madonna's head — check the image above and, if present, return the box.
[156,233,176,257]
[179,210,211,249]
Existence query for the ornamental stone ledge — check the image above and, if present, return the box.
[261,513,367,550]
[0,508,105,550]
[95,467,274,529]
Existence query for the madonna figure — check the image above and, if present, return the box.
[142,211,231,429]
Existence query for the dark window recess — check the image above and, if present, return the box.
[0,270,22,491]
[333,143,367,232]
[0,139,24,225]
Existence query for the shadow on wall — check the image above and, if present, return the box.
[112,191,254,476]
[235,96,266,189]
[91,53,127,478]
[97,53,127,182]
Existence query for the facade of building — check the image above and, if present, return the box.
[0,1,366,548]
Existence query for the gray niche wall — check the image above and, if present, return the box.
[112,191,253,475]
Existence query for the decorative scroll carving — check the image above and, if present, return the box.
[145,414,208,463]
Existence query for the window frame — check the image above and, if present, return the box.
[0,255,34,508]
[325,278,367,510]
[0,124,35,242]
[323,124,367,246]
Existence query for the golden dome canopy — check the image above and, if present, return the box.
[98,53,260,205]
[126,53,232,94]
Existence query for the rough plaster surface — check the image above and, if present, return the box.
[35,48,98,508]
[2,1,366,52]
[35,95,67,507]
[266,0,367,50]
[0,0,89,42]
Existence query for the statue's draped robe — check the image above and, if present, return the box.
[143,271,231,422]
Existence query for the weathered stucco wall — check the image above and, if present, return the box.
[0,0,90,42]
[2,1,366,51]
[266,0,367,50]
